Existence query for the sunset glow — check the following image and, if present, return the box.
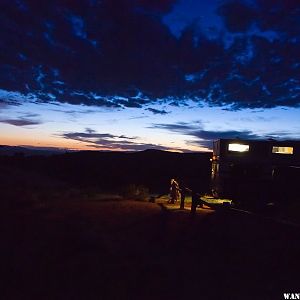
[1,1,300,152]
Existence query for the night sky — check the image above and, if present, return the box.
[1,0,300,152]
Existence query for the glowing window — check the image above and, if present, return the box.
[228,143,249,152]
[272,146,293,154]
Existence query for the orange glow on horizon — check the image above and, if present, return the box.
[0,136,192,152]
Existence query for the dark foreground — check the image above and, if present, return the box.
[1,199,300,300]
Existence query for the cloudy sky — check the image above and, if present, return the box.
[1,0,300,152]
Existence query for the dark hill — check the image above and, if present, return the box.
[0,149,212,194]
[0,145,65,156]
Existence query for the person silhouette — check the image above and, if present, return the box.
[169,178,180,204]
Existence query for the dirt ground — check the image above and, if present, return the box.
[1,198,300,300]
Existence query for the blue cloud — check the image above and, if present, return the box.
[0,0,299,110]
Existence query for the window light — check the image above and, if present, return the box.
[228,143,249,152]
[272,146,293,155]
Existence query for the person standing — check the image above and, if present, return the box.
[169,178,180,204]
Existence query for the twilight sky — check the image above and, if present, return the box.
[1,0,300,152]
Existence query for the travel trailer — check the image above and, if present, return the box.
[211,139,300,207]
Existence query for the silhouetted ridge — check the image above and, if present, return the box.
[0,145,65,156]
[0,148,212,194]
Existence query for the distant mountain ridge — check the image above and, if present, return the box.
[0,145,67,156]
[0,146,212,193]
[0,145,211,156]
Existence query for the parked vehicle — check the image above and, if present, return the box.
[211,139,300,208]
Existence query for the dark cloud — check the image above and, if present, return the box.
[0,94,23,108]
[0,0,299,110]
[85,128,96,134]
[151,121,278,149]
[217,1,257,32]
[23,112,39,118]
[51,108,98,116]
[192,129,260,141]
[146,108,169,115]
[152,122,196,132]
[264,131,300,140]
[63,131,117,142]
[60,128,182,151]
[63,124,300,151]
[0,117,41,126]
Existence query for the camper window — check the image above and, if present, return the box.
[272,146,293,154]
[228,143,249,152]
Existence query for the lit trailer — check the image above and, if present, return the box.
[211,139,300,207]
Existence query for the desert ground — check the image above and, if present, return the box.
[1,195,300,300]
